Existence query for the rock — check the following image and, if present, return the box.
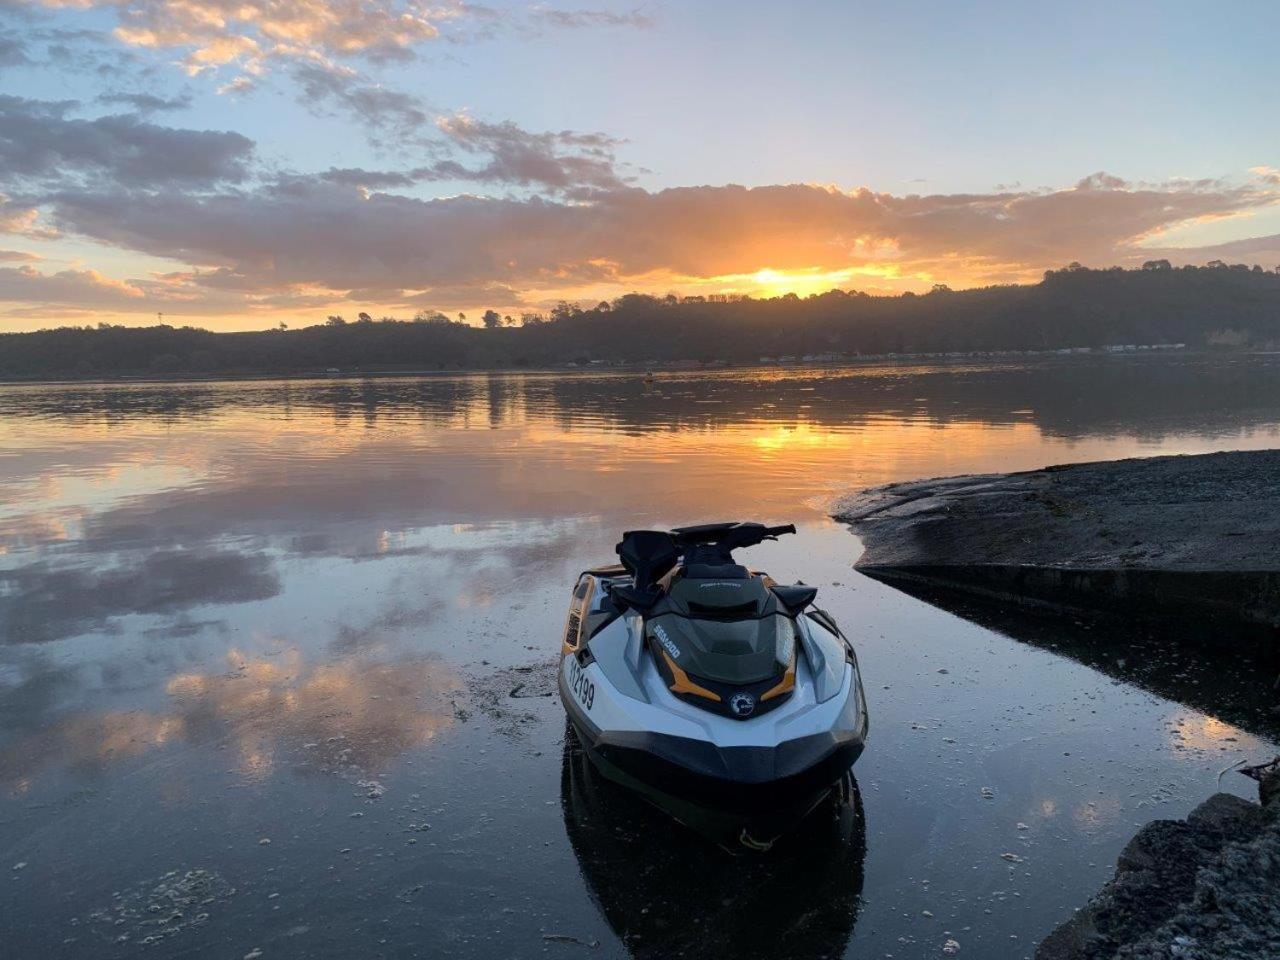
[834,450,1280,630]
[1184,792,1262,838]
[942,938,961,955]
[1034,774,1280,960]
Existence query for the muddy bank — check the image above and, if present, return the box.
[1036,762,1280,960]
[834,449,1280,631]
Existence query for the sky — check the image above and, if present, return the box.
[1,0,1278,331]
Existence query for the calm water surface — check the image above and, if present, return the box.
[2,355,1278,959]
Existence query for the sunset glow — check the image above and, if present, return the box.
[0,2,1278,331]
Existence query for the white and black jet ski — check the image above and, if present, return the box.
[558,522,868,804]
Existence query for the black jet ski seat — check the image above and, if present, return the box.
[682,562,751,579]
[681,542,751,580]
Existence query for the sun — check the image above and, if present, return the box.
[747,267,858,298]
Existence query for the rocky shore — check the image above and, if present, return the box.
[834,449,1280,631]
[1035,762,1280,960]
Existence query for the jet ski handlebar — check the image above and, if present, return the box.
[611,522,795,609]
[671,521,796,549]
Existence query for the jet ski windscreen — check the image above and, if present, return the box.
[646,612,796,685]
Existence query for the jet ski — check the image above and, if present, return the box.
[558,521,868,806]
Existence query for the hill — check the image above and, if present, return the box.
[3,262,1279,379]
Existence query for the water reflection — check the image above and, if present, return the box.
[561,725,866,960]
[2,548,279,644]
[869,577,1280,742]
[3,355,1278,443]
[0,651,460,792]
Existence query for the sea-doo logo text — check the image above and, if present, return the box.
[729,693,756,718]
[699,582,742,589]
[653,624,681,660]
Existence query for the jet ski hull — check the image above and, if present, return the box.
[564,709,865,808]
[559,646,867,808]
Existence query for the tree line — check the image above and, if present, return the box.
[3,262,1280,380]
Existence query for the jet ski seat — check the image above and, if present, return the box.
[682,563,751,580]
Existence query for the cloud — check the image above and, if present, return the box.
[430,112,629,192]
[47,1,655,69]
[289,58,428,133]
[0,264,146,305]
[0,95,254,187]
[268,109,628,190]
[83,0,445,73]
[527,6,655,30]
[95,90,193,113]
[0,29,30,67]
[0,194,57,238]
[1141,232,1280,267]
[0,249,38,262]
[38,173,1278,310]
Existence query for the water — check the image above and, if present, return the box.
[1,354,1277,959]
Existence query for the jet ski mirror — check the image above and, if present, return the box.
[772,583,818,615]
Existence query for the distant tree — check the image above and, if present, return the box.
[1065,261,1085,272]
[931,283,952,293]
[1206,259,1228,269]
[1142,259,1172,271]
[596,300,611,312]
[458,312,467,323]
[520,312,546,326]
[482,309,501,329]
[149,353,183,373]
[503,314,516,326]
[611,293,659,313]
[357,312,373,324]
[549,300,580,322]
[326,315,346,326]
